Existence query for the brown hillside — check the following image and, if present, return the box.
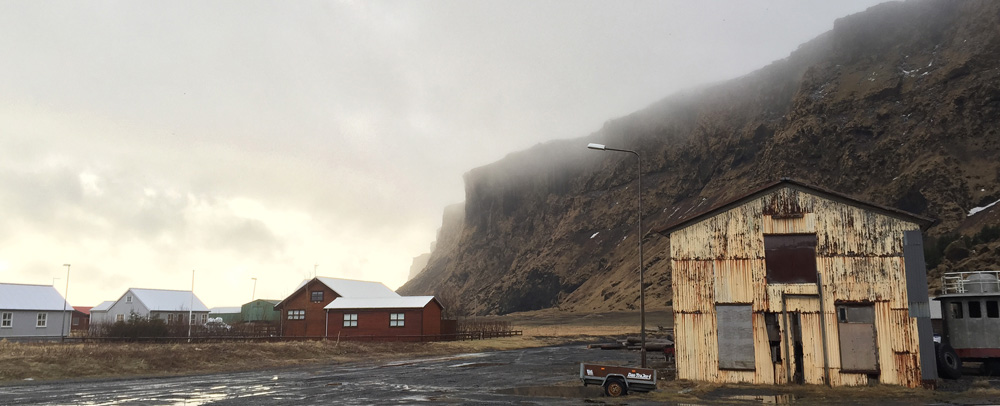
[399,0,1000,315]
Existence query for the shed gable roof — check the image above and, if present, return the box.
[91,300,115,312]
[656,178,935,236]
[0,283,71,311]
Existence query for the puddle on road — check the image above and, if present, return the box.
[495,385,604,398]
[449,362,508,368]
[724,394,795,404]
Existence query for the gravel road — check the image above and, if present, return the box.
[0,344,654,405]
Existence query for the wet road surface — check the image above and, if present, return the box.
[0,344,651,405]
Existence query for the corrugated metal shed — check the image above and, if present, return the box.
[129,288,209,312]
[0,283,71,311]
[209,307,242,314]
[324,296,436,310]
[661,180,935,388]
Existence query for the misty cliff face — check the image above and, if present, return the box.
[399,0,1000,315]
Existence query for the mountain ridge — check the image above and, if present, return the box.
[400,0,1000,315]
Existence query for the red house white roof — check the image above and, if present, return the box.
[296,277,400,298]
[324,296,437,310]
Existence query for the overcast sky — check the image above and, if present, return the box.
[0,0,889,309]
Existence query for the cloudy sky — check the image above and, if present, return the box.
[0,0,889,308]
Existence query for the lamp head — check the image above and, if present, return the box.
[587,143,606,150]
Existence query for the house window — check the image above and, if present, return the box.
[116,314,125,322]
[969,301,982,318]
[987,301,999,318]
[36,313,47,328]
[201,314,208,323]
[311,291,324,302]
[1,312,11,328]
[72,317,80,326]
[288,310,305,320]
[390,313,404,327]
[344,313,358,327]
[764,234,818,284]
[126,295,132,303]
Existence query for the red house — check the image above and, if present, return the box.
[273,277,399,338]
[71,306,91,333]
[324,296,444,340]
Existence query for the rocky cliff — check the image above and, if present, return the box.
[399,0,1000,315]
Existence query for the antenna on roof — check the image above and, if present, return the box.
[314,263,318,278]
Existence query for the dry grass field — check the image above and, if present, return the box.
[0,309,652,382]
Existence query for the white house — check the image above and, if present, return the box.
[0,283,72,340]
[97,288,210,325]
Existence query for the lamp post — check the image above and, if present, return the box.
[587,143,647,368]
[61,264,70,341]
[251,277,258,301]
[188,270,195,341]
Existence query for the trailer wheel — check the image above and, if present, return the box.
[936,343,962,379]
[603,378,627,397]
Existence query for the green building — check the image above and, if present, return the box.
[242,299,280,322]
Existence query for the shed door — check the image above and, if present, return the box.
[717,304,755,370]
[837,305,879,373]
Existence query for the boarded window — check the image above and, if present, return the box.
[837,305,879,373]
[717,304,754,370]
[764,235,817,284]
[969,301,982,318]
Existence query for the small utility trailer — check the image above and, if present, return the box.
[580,363,657,397]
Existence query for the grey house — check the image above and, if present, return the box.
[0,283,72,340]
[98,288,210,325]
[88,300,115,326]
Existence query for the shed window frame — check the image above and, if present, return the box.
[969,301,983,318]
[949,302,963,319]
[987,301,999,318]
[1,312,11,328]
[287,310,305,320]
[763,234,818,284]
[36,312,47,328]
[389,313,405,327]
[344,313,358,327]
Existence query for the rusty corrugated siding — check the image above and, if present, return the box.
[670,186,925,387]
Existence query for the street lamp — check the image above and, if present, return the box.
[61,264,70,341]
[251,277,258,301]
[587,143,647,368]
